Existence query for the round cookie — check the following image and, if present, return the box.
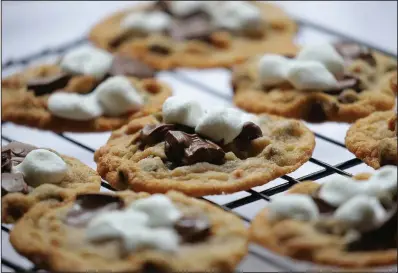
[345,111,397,169]
[232,42,397,123]
[250,168,397,269]
[2,64,171,132]
[89,1,298,69]
[10,190,248,272]
[94,108,315,196]
[2,141,101,223]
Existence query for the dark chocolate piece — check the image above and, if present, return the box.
[165,131,225,166]
[1,148,12,172]
[324,75,362,95]
[235,122,263,142]
[347,206,397,251]
[1,173,29,196]
[3,141,37,158]
[170,14,215,42]
[140,124,177,146]
[174,215,211,243]
[109,55,156,79]
[306,100,328,123]
[334,42,376,67]
[27,73,72,96]
[64,193,124,227]
[148,44,171,55]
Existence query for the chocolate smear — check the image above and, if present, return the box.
[64,193,124,227]
[27,73,72,96]
[174,215,211,243]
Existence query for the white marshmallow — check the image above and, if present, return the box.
[60,47,113,79]
[95,76,143,116]
[296,44,345,77]
[195,107,259,144]
[211,1,261,31]
[48,92,103,121]
[287,61,339,90]
[366,165,397,194]
[13,149,68,187]
[169,1,204,17]
[86,195,181,253]
[334,195,386,228]
[121,11,171,33]
[318,176,362,207]
[128,194,182,227]
[162,97,204,128]
[267,194,319,221]
[258,54,291,86]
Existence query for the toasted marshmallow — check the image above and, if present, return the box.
[13,149,68,187]
[95,76,143,116]
[128,194,182,227]
[258,54,291,86]
[121,11,171,33]
[195,107,259,144]
[334,195,386,228]
[60,47,113,79]
[267,194,319,221]
[162,97,205,128]
[296,43,345,77]
[48,92,103,121]
[287,61,339,90]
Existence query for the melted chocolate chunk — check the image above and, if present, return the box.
[306,100,328,123]
[324,75,362,95]
[334,42,376,67]
[170,14,215,42]
[311,196,336,214]
[148,44,171,55]
[109,55,156,79]
[27,73,72,96]
[165,131,225,166]
[1,173,29,196]
[64,193,124,227]
[174,215,211,243]
[1,149,12,172]
[109,29,147,49]
[347,206,397,251]
[3,141,37,158]
[233,122,263,150]
[140,124,177,146]
[337,90,359,104]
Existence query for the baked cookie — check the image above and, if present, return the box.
[232,42,397,123]
[10,190,248,272]
[345,111,397,169]
[2,47,171,132]
[89,1,298,69]
[94,97,315,196]
[2,141,101,223]
[250,166,397,269]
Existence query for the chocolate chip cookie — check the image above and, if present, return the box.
[2,63,171,132]
[250,169,397,269]
[94,110,315,196]
[232,42,397,123]
[89,1,298,69]
[10,191,248,272]
[2,141,101,223]
[345,111,397,169]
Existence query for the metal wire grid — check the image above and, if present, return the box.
[1,19,397,272]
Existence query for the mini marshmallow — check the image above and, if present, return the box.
[128,194,182,227]
[162,97,204,128]
[211,1,261,31]
[48,92,103,121]
[258,54,291,86]
[121,11,171,33]
[122,228,179,252]
[334,195,386,228]
[287,61,339,90]
[318,176,362,207]
[169,1,204,17]
[366,165,397,194]
[195,107,259,144]
[296,44,345,77]
[13,149,68,187]
[60,47,113,79]
[267,194,319,221]
[95,76,143,116]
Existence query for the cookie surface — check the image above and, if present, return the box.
[89,2,298,69]
[346,111,397,169]
[232,44,397,123]
[94,112,315,196]
[250,174,397,269]
[2,64,171,132]
[10,191,248,272]
[2,141,101,223]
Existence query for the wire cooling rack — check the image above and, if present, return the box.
[1,18,397,272]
